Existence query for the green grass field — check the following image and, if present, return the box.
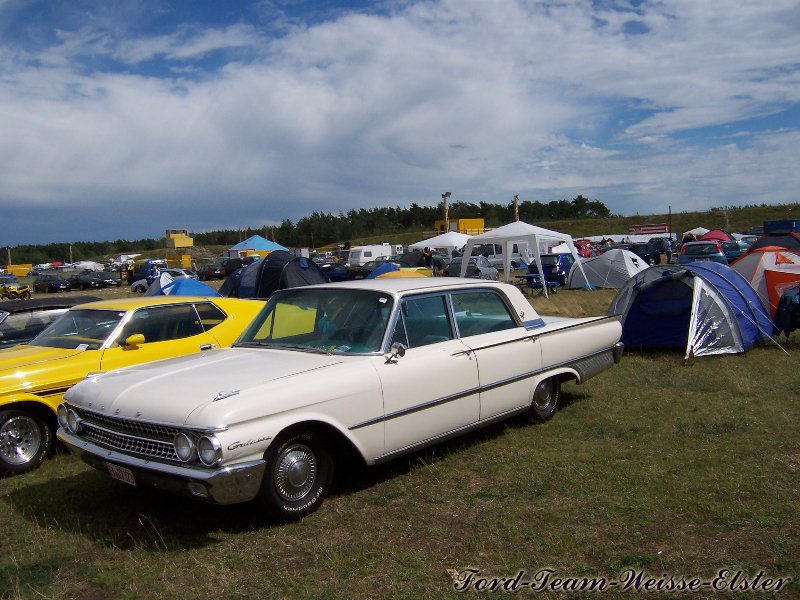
[1,288,798,599]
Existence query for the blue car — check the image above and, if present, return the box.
[318,262,350,282]
[525,253,577,287]
[677,241,728,265]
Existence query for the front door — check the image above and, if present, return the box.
[100,304,219,372]
[377,293,480,457]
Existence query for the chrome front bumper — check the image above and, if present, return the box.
[57,428,266,505]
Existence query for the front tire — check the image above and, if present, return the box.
[0,409,52,475]
[528,377,561,423]
[255,432,333,523]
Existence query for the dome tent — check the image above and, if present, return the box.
[145,276,221,296]
[566,248,648,289]
[220,250,328,298]
[608,262,774,360]
[730,247,800,315]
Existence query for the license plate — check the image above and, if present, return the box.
[106,462,136,486]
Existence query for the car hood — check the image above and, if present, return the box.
[0,344,87,373]
[64,347,349,425]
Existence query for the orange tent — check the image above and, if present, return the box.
[730,246,800,315]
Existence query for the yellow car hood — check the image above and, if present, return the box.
[0,344,86,372]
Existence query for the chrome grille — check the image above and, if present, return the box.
[73,407,183,462]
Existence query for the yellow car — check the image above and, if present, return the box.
[0,296,265,475]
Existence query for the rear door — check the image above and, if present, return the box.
[451,289,542,420]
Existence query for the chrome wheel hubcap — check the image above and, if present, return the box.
[0,416,41,465]
[533,380,554,411]
[274,444,317,501]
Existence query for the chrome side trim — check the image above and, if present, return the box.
[350,344,620,431]
[373,404,531,464]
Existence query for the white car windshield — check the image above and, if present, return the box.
[236,288,395,354]
[28,309,125,350]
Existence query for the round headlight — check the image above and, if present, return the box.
[197,436,222,466]
[174,432,196,462]
[57,404,69,429]
[66,410,82,434]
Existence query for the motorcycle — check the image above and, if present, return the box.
[0,281,32,300]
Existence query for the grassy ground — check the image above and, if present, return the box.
[1,287,798,599]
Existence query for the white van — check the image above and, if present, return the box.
[346,244,395,267]
[472,243,530,269]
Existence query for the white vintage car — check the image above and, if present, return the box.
[57,278,623,522]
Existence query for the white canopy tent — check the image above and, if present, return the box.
[408,231,472,254]
[460,221,589,295]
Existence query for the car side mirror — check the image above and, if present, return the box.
[385,342,406,363]
[121,333,145,347]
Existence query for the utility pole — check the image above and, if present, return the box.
[442,192,451,232]
[513,194,519,221]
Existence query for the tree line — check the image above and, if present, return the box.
[4,196,610,265]
[195,195,611,249]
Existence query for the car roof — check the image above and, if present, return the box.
[0,296,103,314]
[296,277,513,295]
[65,296,258,311]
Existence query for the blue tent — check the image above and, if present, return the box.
[366,262,400,278]
[228,235,287,252]
[608,262,774,359]
[150,277,221,296]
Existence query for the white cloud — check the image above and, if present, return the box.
[0,0,799,244]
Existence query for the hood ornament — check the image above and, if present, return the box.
[213,390,240,402]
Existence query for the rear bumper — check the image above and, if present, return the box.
[57,428,266,505]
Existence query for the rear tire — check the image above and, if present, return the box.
[528,377,561,423]
[255,431,333,523]
[0,409,52,475]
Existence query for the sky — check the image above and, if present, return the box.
[1,0,799,246]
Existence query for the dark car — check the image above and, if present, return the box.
[442,255,499,279]
[677,241,728,265]
[0,296,102,349]
[607,242,661,265]
[221,256,259,276]
[318,262,350,282]
[348,258,399,280]
[68,270,122,290]
[198,263,225,281]
[33,274,72,293]
[525,253,577,287]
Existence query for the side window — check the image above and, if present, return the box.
[452,291,518,337]
[364,251,373,258]
[195,302,226,331]
[395,295,454,348]
[120,305,203,344]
